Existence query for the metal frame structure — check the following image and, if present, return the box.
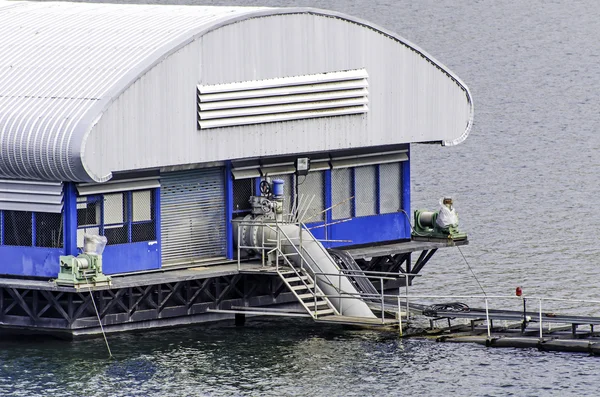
[0,271,298,338]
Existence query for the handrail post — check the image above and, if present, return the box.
[397,291,403,337]
[261,222,265,267]
[405,274,410,320]
[380,278,384,323]
[237,224,241,271]
[339,269,343,315]
[314,287,317,318]
[299,223,304,270]
[485,298,491,338]
[275,225,280,271]
[539,298,543,339]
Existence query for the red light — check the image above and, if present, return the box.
[516,286,523,297]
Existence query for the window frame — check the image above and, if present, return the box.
[76,189,157,246]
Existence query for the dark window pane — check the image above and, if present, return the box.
[132,222,156,243]
[4,211,32,246]
[35,212,64,248]
[233,179,253,212]
[77,200,100,226]
[104,225,128,245]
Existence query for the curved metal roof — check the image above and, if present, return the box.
[0,1,473,182]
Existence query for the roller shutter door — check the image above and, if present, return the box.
[160,168,226,265]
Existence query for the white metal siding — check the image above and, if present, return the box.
[160,168,226,265]
[85,12,472,179]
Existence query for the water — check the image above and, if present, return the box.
[5,0,600,395]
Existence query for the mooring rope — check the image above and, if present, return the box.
[84,275,113,358]
[457,245,487,296]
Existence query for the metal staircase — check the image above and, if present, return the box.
[236,220,401,327]
[277,267,339,319]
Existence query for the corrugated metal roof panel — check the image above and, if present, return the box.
[0,1,270,182]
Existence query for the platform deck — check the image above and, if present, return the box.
[344,239,468,260]
[0,262,273,292]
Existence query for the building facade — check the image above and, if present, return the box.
[0,1,473,279]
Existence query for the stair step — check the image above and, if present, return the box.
[285,276,310,283]
[304,300,329,308]
[291,283,314,291]
[297,293,315,300]
[314,309,335,316]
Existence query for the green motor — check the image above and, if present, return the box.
[412,197,467,241]
[56,234,111,288]
[56,253,111,287]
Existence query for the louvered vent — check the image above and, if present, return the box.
[197,69,369,129]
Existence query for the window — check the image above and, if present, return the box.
[232,179,254,214]
[297,171,325,222]
[355,165,377,217]
[379,162,402,214]
[77,189,156,246]
[331,168,353,219]
[331,162,404,219]
[0,210,63,248]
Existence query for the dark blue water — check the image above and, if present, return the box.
[6,0,600,395]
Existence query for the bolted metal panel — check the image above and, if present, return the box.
[379,162,402,214]
[160,168,226,265]
[0,179,63,213]
[331,168,352,220]
[197,69,369,129]
[355,165,377,217]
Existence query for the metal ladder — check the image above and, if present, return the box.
[277,266,339,319]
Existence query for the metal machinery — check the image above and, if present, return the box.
[56,235,111,287]
[234,179,285,255]
[412,197,467,241]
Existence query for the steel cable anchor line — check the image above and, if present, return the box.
[84,274,113,359]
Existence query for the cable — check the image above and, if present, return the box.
[84,274,113,359]
[457,245,487,296]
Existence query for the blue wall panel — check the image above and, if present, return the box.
[328,213,410,248]
[102,241,160,274]
[0,246,63,277]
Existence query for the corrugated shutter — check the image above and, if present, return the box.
[77,176,160,195]
[197,69,369,129]
[160,168,226,265]
[0,179,63,213]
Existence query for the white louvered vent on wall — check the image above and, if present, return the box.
[197,69,369,129]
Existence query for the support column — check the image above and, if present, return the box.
[235,313,246,327]
[63,182,78,256]
[324,169,332,244]
[225,162,234,260]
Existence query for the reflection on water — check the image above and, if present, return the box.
[7,0,600,395]
[1,318,598,396]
